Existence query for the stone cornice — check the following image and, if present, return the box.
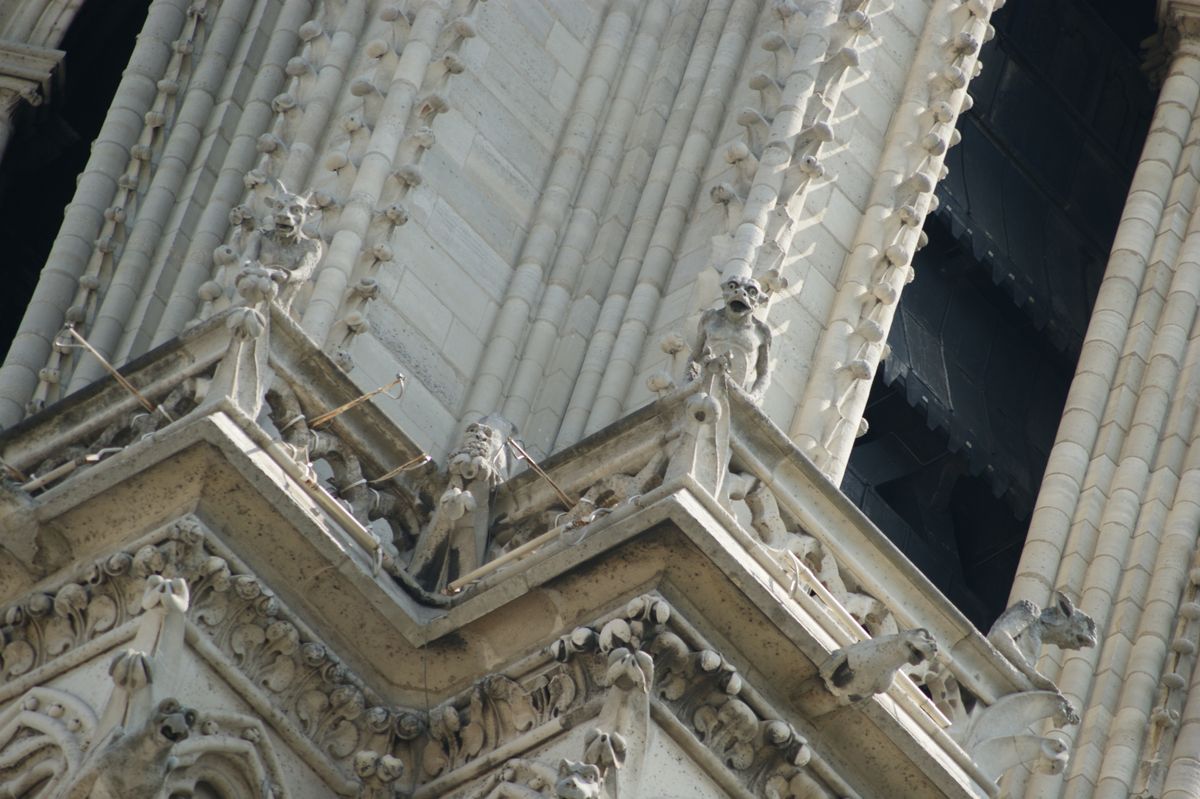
[1157,0,1200,60]
[0,306,1045,796]
[0,524,987,797]
[0,39,62,109]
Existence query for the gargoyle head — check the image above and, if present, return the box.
[903,628,938,666]
[555,759,603,799]
[265,183,313,241]
[721,276,765,321]
[152,698,197,747]
[1040,592,1097,651]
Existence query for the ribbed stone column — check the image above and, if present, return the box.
[1014,4,1200,797]
[789,0,996,481]
[0,1,187,426]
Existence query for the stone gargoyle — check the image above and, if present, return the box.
[239,181,323,313]
[687,275,772,399]
[409,414,514,591]
[56,697,197,799]
[819,628,938,704]
[987,591,1096,692]
[477,758,605,799]
[949,690,1076,782]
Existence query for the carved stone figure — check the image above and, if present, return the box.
[239,182,323,312]
[987,592,1096,691]
[687,276,772,398]
[409,415,515,590]
[731,474,898,636]
[478,758,604,799]
[56,697,196,799]
[553,760,604,799]
[951,689,1078,750]
[971,734,1068,782]
[949,689,1076,781]
[819,628,938,703]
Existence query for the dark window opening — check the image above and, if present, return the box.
[844,0,1155,630]
[0,0,151,361]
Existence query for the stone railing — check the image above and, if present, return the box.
[472,367,1069,793]
[491,372,1016,690]
[0,305,1073,794]
[0,306,431,586]
[0,306,1028,718]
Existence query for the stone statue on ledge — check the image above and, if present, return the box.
[987,591,1096,692]
[409,414,515,591]
[240,182,323,313]
[819,628,938,704]
[687,275,772,400]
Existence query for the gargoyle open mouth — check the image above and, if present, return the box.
[159,723,190,743]
[729,299,750,313]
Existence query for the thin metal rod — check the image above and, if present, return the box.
[506,437,576,508]
[369,452,432,484]
[446,522,566,593]
[0,458,29,483]
[61,326,169,420]
[309,373,405,428]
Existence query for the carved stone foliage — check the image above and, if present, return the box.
[0,557,295,799]
[185,547,372,762]
[548,595,824,797]
[0,519,393,791]
[421,674,540,779]
[0,686,97,797]
[0,520,861,798]
[0,544,170,681]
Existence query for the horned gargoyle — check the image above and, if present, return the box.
[239,181,323,313]
[819,628,938,703]
[988,592,1096,692]
[687,275,772,399]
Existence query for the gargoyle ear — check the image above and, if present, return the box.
[558,759,571,777]
[1056,591,1074,615]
